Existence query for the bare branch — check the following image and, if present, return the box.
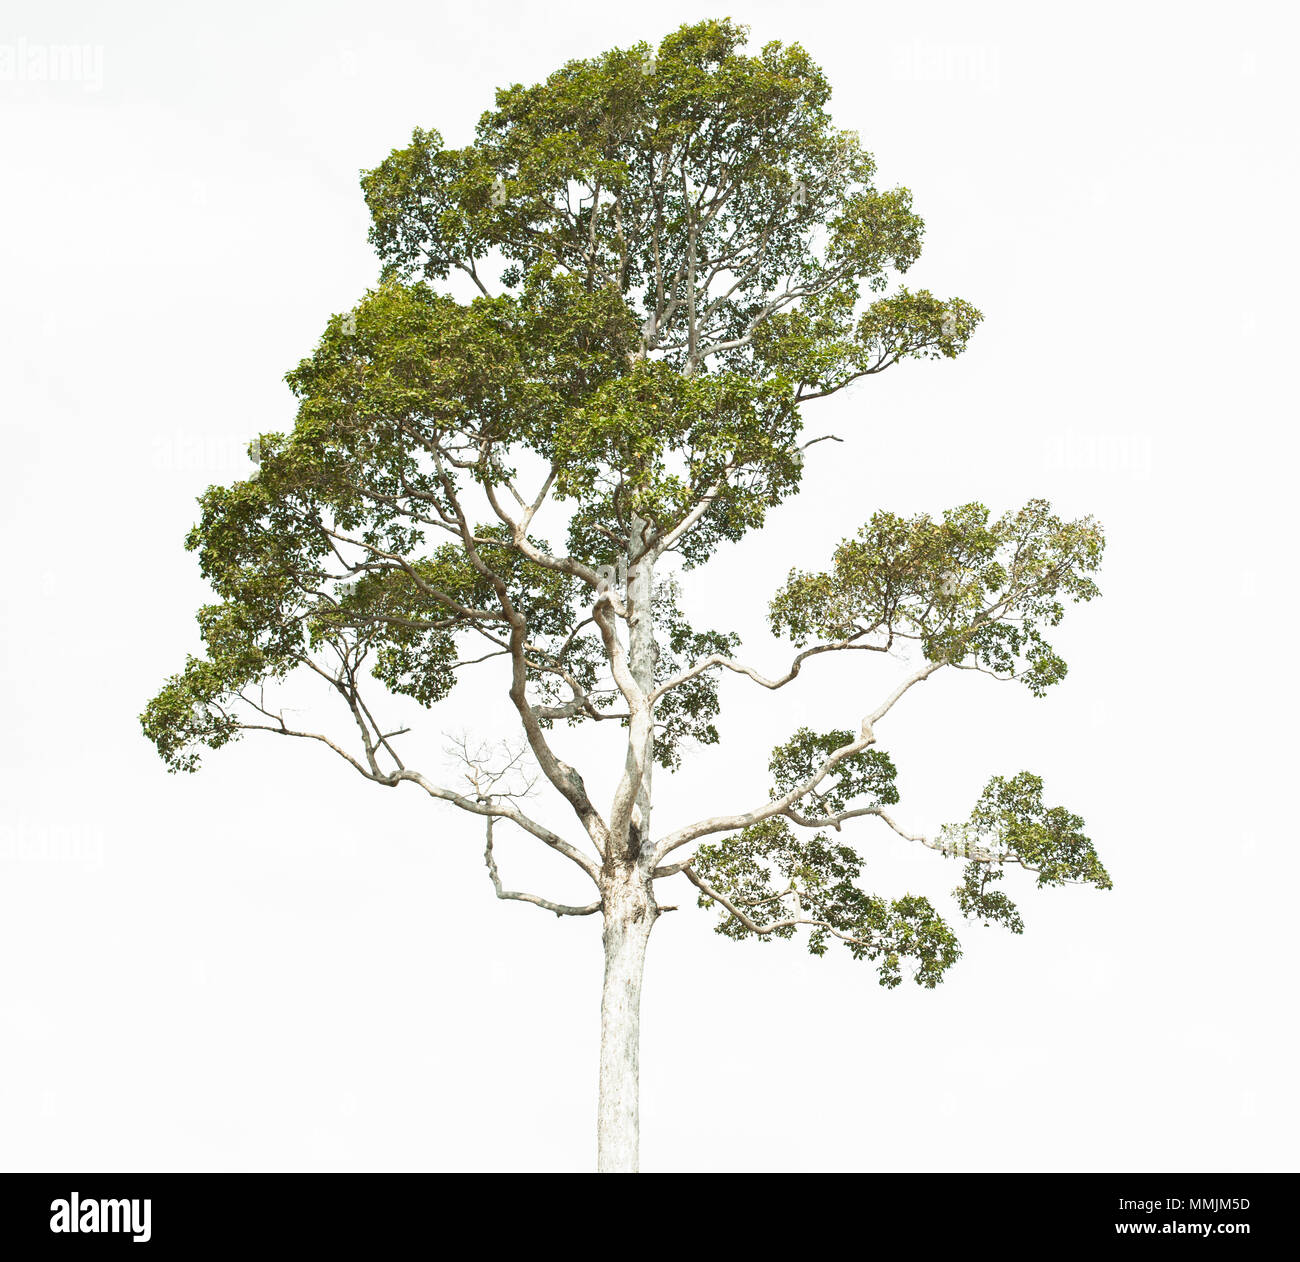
[650,633,889,704]
[652,659,948,864]
[483,813,601,918]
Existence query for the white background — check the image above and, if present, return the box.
[2,0,1296,1172]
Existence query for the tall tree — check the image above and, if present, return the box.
[143,20,1110,1172]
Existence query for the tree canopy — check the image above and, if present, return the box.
[143,18,1108,1002]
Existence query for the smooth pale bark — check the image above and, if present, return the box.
[596,868,656,1172]
[624,517,655,851]
[597,516,658,1173]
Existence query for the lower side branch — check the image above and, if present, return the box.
[483,816,601,918]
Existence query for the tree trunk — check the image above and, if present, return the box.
[597,867,656,1172]
[625,516,655,846]
[597,514,658,1172]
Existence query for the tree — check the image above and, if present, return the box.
[142,19,1111,1173]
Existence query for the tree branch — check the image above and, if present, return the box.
[483,813,601,917]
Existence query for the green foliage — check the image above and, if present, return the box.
[754,287,981,392]
[953,862,1024,934]
[948,772,1112,889]
[144,20,988,777]
[361,17,978,394]
[648,580,741,769]
[557,362,804,567]
[770,499,1103,694]
[141,595,304,773]
[140,657,250,774]
[942,772,1111,931]
[768,727,898,816]
[693,769,1109,980]
[694,819,961,987]
[136,20,1113,1033]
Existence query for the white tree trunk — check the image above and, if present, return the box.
[597,513,658,1172]
[597,872,655,1172]
[625,516,655,848]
